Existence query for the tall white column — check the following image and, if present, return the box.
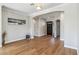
[29,17,34,39]
[0,4,2,47]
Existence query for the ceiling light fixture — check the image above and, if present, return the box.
[36,6,41,10]
[30,3,42,10]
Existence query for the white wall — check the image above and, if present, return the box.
[2,7,29,43]
[64,4,77,49]
[0,4,2,47]
[77,4,79,54]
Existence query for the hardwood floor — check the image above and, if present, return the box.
[0,36,77,55]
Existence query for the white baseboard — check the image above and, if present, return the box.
[64,45,77,50]
[60,39,64,41]
[5,37,25,44]
[64,45,78,55]
[35,34,46,37]
[0,44,2,47]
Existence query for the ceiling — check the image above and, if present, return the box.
[1,3,62,14]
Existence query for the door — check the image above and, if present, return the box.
[47,21,53,35]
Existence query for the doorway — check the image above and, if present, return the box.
[47,21,53,36]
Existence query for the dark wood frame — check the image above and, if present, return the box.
[8,18,26,25]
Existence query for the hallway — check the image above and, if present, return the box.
[0,36,77,55]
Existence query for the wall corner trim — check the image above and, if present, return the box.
[64,45,77,50]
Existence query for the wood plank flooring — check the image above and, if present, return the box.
[0,36,77,55]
